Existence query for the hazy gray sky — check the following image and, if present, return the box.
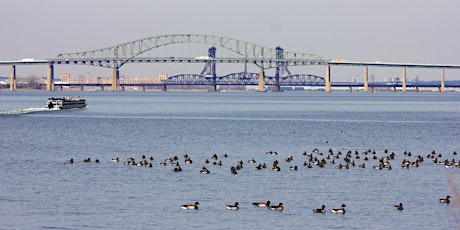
[1,0,459,81]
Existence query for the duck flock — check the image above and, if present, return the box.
[66,148,458,213]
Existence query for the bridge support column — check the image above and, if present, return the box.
[162,85,167,92]
[258,69,266,92]
[440,68,445,93]
[402,67,407,93]
[100,85,104,91]
[9,65,16,91]
[80,86,84,91]
[46,63,54,91]
[112,68,119,91]
[325,64,331,92]
[363,66,368,93]
[141,86,145,92]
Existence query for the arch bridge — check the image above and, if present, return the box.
[50,34,326,91]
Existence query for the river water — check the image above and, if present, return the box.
[0,91,459,229]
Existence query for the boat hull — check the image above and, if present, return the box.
[46,97,86,109]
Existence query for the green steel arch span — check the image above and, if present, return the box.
[53,34,327,69]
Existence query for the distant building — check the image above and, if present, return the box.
[60,73,70,82]
[158,73,168,81]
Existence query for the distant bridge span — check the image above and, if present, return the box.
[2,34,460,92]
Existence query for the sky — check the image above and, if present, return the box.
[1,0,459,82]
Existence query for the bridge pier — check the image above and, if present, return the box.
[9,65,16,91]
[363,66,368,93]
[112,68,119,91]
[258,69,266,92]
[80,85,84,91]
[141,86,145,92]
[325,64,331,92]
[162,85,167,92]
[402,67,407,93]
[46,63,54,91]
[441,68,445,93]
[100,85,104,91]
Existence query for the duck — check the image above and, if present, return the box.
[439,195,451,203]
[270,203,284,211]
[290,165,298,170]
[394,203,404,210]
[313,205,326,213]
[330,204,346,214]
[94,159,100,163]
[252,200,270,207]
[226,202,239,210]
[66,158,74,164]
[111,157,119,162]
[200,167,210,174]
[173,166,182,172]
[181,202,199,210]
[83,158,91,163]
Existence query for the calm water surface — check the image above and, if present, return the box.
[0,91,459,229]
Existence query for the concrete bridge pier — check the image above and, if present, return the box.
[402,67,407,93]
[441,68,445,93]
[162,85,167,92]
[258,69,266,92]
[325,64,331,92]
[112,68,119,91]
[46,63,54,91]
[80,86,84,91]
[100,85,104,91]
[363,66,369,93]
[9,65,16,91]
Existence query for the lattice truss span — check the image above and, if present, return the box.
[53,34,327,69]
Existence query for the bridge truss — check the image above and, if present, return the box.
[164,72,325,87]
[52,34,327,91]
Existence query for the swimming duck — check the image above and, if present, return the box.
[200,167,210,174]
[66,158,74,164]
[270,203,284,211]
[439,196,451,203]
[313,205,326,213]
[394,203,404,210]
[181,202,199,210]
[252,200,270,207]
[330,204,346,214]
[111,157,119,162]
[83,158,91,163]
[226,202,239,210]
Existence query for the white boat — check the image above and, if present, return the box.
[46,96,86,109]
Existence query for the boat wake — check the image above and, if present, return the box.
[0,107,59,115]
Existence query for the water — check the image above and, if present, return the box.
[0,91,459,229]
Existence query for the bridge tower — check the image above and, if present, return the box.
[200,47,217,91]
[274,47,283,92]
[273,46,292,92]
